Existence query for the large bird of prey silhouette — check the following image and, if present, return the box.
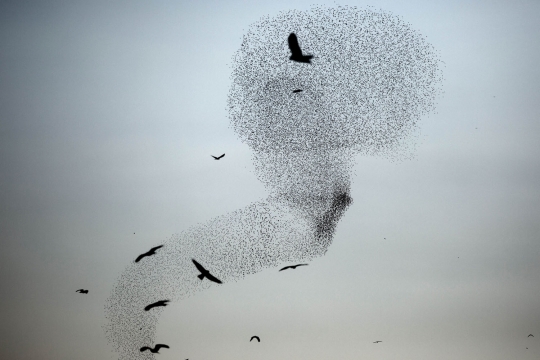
[288,33,313,63]
[279,264,308,271]
[373,341,382,343]
[529,334,534,337]
[135,245,163,263]
[192,259,222,284]
[250,336,260,342]
[211,154,225,160]
[144,300,170,311]
[140,344,169,353]
[76,289,88,294]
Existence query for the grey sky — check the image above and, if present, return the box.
[1,1,539,359]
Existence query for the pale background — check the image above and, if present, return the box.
[1,1,539,359]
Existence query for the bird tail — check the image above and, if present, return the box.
[197,274,205,280]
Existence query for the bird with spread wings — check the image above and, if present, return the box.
[279,264,308,271]
[140,344,169,353]
[192,259,222,284]
[135,245,164,263]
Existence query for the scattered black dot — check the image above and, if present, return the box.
[105,5,443,360]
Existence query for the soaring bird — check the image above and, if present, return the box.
[292,89,303,93]
[279,264,308,271]
[528,334,534,337]
[140,344,169,353]
[250,336,260,342]
[192,259,222,284]
[144,300,170,311]
[373,341,382,343]
[211,154,225,160]
[288,33,313,63]
[76,289,89,294]
[135,245,164,263]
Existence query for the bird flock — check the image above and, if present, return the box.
[99,5,448,360]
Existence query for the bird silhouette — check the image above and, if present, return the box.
[192,259,222,284]
[144,300,170,311]
[528,334,534,337]
[140,344,169,353]
[288,33,313,63]
[373,341,382,343]
[279,264,308,271]
[76,289,89,294]
[211,154,225,160]
[250,336,260,342]
[292,89,303,93]
[135,245,164,263]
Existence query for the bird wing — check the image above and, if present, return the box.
[146,300,169,310]
[279,266,291,271]
[211,155,218,159]
[140,347,151,352]
[155,344,170,350]
[192,259,207,274]
[76,289,82,292]
[150,245,163,252]
[135,253,147,262]
[205,272,222,284]
[217,154,225,159]
[288,33,303,56]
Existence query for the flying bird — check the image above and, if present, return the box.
[76,289,88,294]
[144,300,170,311]
[528,334,534,337]
[135,245,164,263]
[192,259,222,284]
[288,33,313,63]
[211,154,225,160]
[279,264,308,271]
[292,89,303,93]
[373,341,382,343]
[250,336,260,342]
[140,344,169,353]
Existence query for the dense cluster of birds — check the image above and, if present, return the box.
[100,5,447,360]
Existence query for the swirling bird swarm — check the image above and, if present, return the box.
[104,6,442,360]
[228,6,442,156]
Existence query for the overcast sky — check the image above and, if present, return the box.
[1,1,539,359]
